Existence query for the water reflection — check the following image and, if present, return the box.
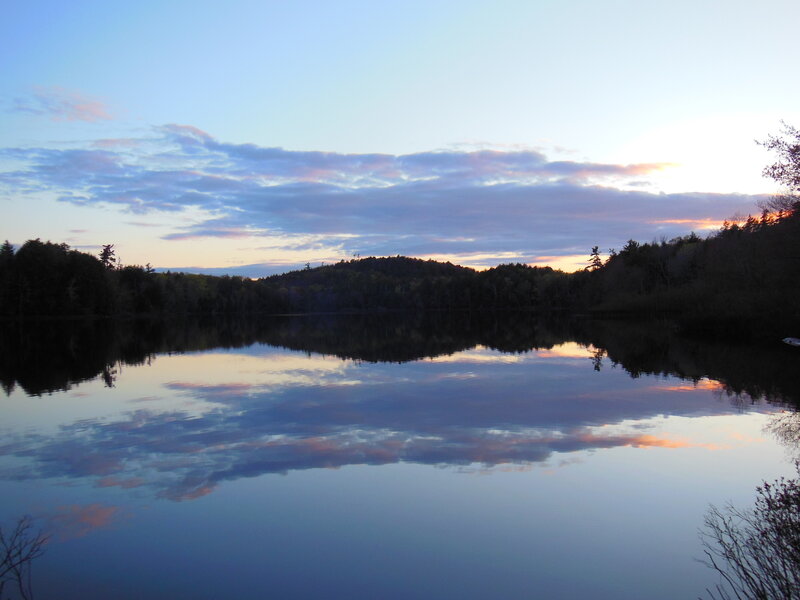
[3,314,798,402]
[767,411,800,460]
[1,312,556,395]
[0,314,793,502]
[577,319,800,406]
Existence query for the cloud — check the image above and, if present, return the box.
[12,86,113,122]
[47,503,120,540]
[155,123,671,187]
[124,221,166,228]
[161,224,264,240]
[0,124,766,269]
[0,345,762,501]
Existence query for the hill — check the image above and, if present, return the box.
[2,201,800,341]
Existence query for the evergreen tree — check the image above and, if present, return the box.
[587,246,603,271]
[0,240,15,315]
[99,244,116,270]
[0,240,13,259]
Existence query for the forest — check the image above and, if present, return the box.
[0,203,797,339]
[1,124,798,340]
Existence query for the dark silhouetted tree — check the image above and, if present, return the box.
[0,516,48,600]
[587,246,603,271]
[99,244,116,270]
[0,241,13,261]
[0,241,14,315]
[759,121,800,214]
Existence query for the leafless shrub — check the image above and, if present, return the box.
[758,121,800,216]
[0,517,48,600]
[699,464,800,599]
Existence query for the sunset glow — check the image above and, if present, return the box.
[2,1,798,274]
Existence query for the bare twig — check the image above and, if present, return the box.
[0,516,49,600]
[699,465,800,599]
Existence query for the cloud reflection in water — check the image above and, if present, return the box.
[0,345,759,501]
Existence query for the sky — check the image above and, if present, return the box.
[2,0,799,275]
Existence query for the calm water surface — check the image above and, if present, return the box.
[1,315,798,599]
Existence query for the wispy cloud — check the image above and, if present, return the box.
[0,124,765,269]
[11,86,113,122]
[47,503,121,540]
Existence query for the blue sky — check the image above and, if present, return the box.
[2,0,799,274]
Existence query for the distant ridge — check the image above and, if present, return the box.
[265,255,473,281]
[3,201,800,341]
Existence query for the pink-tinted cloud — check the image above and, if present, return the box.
[93,138,142,149]
[0,124,766,270]
[13,86,113,122]
[650,379,724,393]
[0,362,755,502]
[48,503,120,540]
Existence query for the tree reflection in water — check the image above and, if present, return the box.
[700,411,800,600]
[3,314,800,406]
[767,411,800,461]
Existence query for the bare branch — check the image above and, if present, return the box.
[0,516,48,600]
[699,464,800,599]
[758,121,800,215]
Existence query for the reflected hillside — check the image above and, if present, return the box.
[0,313,569,396]
[2,313,799,406]
[2,313,797,502]
[256,312,572,361]
[0,317,271,396]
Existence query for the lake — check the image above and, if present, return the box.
[1,313,798,599]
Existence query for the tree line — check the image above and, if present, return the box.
[1,124,797,338]
[0,242,579,318]
[580,203,800,338]
[581,121,800,338]
[0,240,287,317]
[1,204,798,338]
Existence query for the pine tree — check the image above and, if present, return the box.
[99,244,116,269]
[587,246,603,271]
